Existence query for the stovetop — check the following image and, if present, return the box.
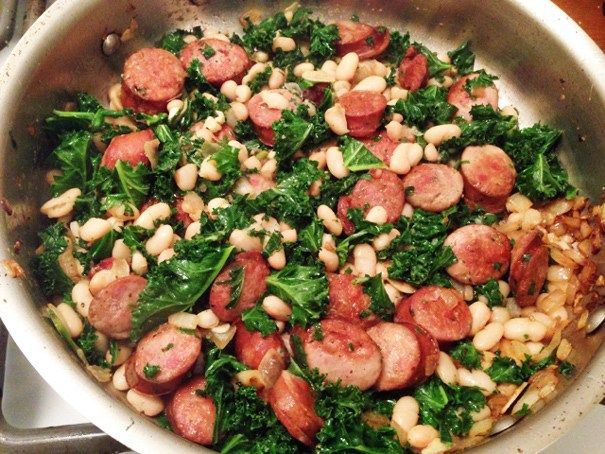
[0,2,603,453]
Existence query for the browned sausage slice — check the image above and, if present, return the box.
[361,134,399,165]
[460,145,516,213]
[88,275,147,340]
[403,163,464,212]
[335,21,391,60]
[410,323,440,380]
[366,322,422,391]
[130,323,201,395]
[398,46,429,91]
[166,376,216,445]
[509,230,549,307]
[101,129,155,170]
[209,251,270,322]
[326,273,377,328]
[268,370,323,446]
[121,48,186,114]
[447,73,499,121]
[247,89,296,146]
[180,38,251,86]
[339,90,387,138]
[445,224,511,285]
[394,286,472,343]
[337,169,404,235]
[298,319,382,391]
[234,322,289,370]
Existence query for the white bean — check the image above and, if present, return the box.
[56,303,83,338]
[525,341,544,355]
[391,396,419,433]
[126,389,164,416]
[390,86,408,101]
[184,221,201,240]
[473,322,504,351]
[309,149,327,169]
[547,265,572,282]
[503,317,547,342]
[385,121,404,141]
[199,158,222,181]
[244,156,262,171]
[500,105,519,119]
[404,142,424,167]
[317,204,343,236]
[131,251,148,275]
[72,280,93,317]
[235,84,252,103]
[145,224,174,256]
[220,80,238,100]
[197,309,220,329]
[423,124,462,146]
[402,203,414,218]
[168,311,199,330]
[302,70,336,83]
[268,249,286,270]
[106,344,132,367]
[90,270,117,294]
[470,406,491,422]
[336,52,359,81]
[272,36,296,52]
[498,280,511,298]
[293,62,315,78]
[353,244,377,276]
[470,301,492,335]
[407,425,439,449]
[174,163,198,191]
[157,248,175,263]
[333,80,351,97]
[457,368,496,395]
[423,143,439,162]
[281,228,297,244]
[262,295,292,321]
[134,202,171,229]
[326,146,350,178]
[111,239,131,261]
[352,75,387,93]
[79,218,112,242]
[268,68,285,89]
[372,229,399,252]
[229,229,262,251]
[206,197,230,219]
[319,247,339,272]
[40,188,81,218]
[321,60,338,74]
[252,50,269,62]
[491,306,511,324]
[229,101,249,122]
[112,363,130,391]
[365,206,388,225]
[261,90,290,110]
[436,352,457,385]
[324,105,349,136]
[389,144,411,175]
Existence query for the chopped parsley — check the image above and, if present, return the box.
[143,364,161,379]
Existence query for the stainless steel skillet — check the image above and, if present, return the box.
[0,0,603,453]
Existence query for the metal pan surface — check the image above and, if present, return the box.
[0,1,603,453]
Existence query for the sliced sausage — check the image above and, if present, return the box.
[88,275,146,340]
[509,230,549,307]
[402,163,464,212]
[209,251,270,322]
[268,370,323,446]
[460,145,517,213]
[129,323,201,395]
[335,21,391,60]
[398,46,429,91]
[394,286,472,344]
[180,38,251,86]
[447,73,499,121]
[303,82,329,106]
[247,89,296,146]
[337,169,404,235]
[166,376,216,446]
[175,198,193,228]
[445,224,511,285]
[326,273,377,328]
[234,322,289,370]
[101,129,155,170]
[298,319,382,391]
[214,124,236,142]
[410,323,440,380]
[88,257,114,279]
[339,90,387,138]
[361,134,399,165]
[121,48,186,114]
[366,322,423,391]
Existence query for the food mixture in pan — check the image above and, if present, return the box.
[34,4,605,453]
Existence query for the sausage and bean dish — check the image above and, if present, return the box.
[35,4,604,453]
